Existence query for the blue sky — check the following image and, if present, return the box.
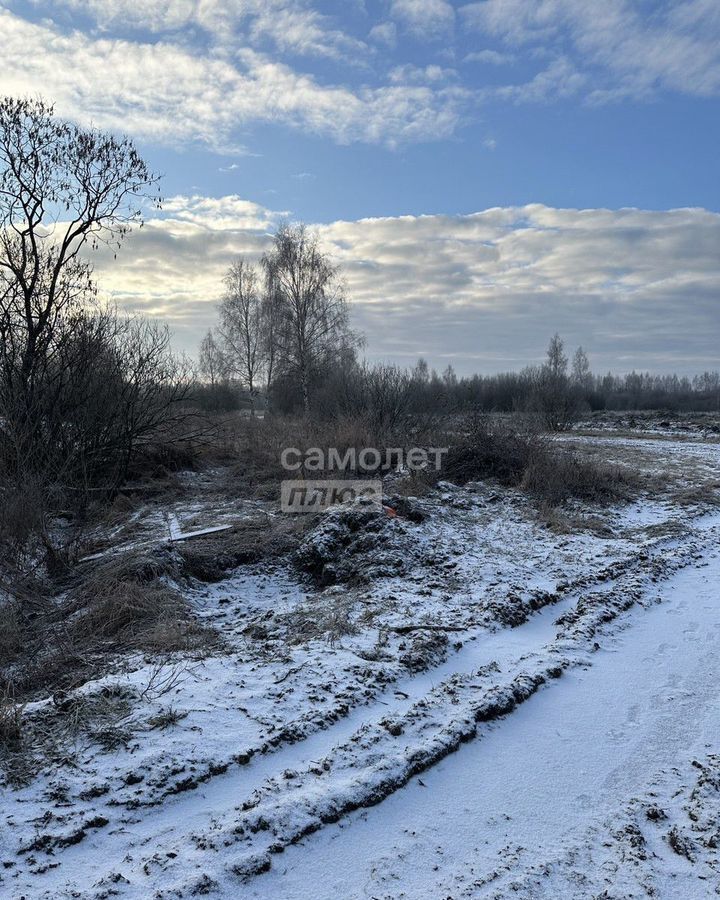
[2,0,719,372]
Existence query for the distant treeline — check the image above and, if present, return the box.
[196,343,720,419]
[445,369,720,414]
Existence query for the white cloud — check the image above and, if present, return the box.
[368,21,397,48]
[494,57,586,103]
[91,198,720,373]
[464,49,515,65]
[461,0,720,100]
[160,195,283,231]
[390,0,456,39]
[42,0,369,62]
[0,10,467,150]
[248,5,370,62]
[389,64,458,85]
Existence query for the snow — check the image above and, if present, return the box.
[253,536,720,898]
[1,430,719,898]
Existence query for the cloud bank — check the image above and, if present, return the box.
[91,199,720,374]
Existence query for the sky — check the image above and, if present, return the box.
[1,0,719,374]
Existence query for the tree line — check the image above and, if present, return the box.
[200,286,720,424]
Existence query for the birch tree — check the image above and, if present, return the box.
[262,224,349,414]
[218,259,265,413]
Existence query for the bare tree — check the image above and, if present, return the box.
[0,96,161,469]
[546,332,568,379]
[199,329,225,386]
[262,223,350,414]
[442,364,458,387]
[0,97,197,524]
[526,334,579,432]
[412,357,430,385]
[0,97,159,412]
[571,345,592,391]
[261,283,282,394]
[218,259,265,414]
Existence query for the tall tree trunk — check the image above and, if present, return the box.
[301,367,310,415]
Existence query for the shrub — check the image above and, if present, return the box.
[522,450,635,506]
[0,601,23,667]
[442,416,636,507]
[443,419,541,486]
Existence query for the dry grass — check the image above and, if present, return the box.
[443,418,638,508]
[669,483,720,509]
[0,600,23,666]
[147,706,187,730]
[209,412,436,498]
[66,548,213,654]
[0,478,47,551]
[522,450,636,506]
[282,591,358,646]
[177,514,308,582]
[538,506,615,537]
[70,581,190,647]
[0,546,215,708]
[1,684,138,783]
[0,686,24,752]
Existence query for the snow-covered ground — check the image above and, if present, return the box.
[1,431,719,898]
[253,533,720,899]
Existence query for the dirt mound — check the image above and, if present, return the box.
[294,497,427,586]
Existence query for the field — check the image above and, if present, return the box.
[1,419,720,899]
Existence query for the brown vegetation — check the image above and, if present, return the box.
[443,417,637,507]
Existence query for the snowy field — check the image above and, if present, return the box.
[1,428,719,899]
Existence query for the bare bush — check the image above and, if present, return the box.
[443,418,542,486]
[443,416,636,507]
[522,450,636,506]
[0,477,48,558]
[0,600,23,666]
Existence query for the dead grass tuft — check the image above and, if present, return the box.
[0,686,24,752]
[538,505,615,537]
[282,591,357,646]
[0,601,24,666]
[669,483,720,509]
[0,546,215,712]
[67,548,213,653]
[147,706,187,730]
[522,450,636,506]
[177,514,310,582]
